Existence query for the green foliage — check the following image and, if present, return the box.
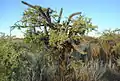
[100,28,120,40]
[49,30,68,46]
[0,36,20,81]
[72,16,97,35]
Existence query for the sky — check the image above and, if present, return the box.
[0,0,120,37]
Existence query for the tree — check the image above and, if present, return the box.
[11,1,97,81]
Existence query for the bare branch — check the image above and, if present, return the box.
[57,8,63,23]
[67,12,81,25]
[46,8,51,23]
[21,1,35,9]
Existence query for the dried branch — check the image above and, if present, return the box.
[46,8,51,23]
[21,1,35,8]
[67,12,81,25]
[57,8,63,23]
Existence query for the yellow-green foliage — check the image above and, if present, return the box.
[49,30,68,46]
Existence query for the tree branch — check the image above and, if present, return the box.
[46,8,51,23]
[21,1,35,8]
[57,8,63,23]
[21,1,56,30]
[67,12,81,25]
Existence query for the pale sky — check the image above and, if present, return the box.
[0,0,120,37]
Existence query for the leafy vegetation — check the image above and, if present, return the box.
[0,1,120,81]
